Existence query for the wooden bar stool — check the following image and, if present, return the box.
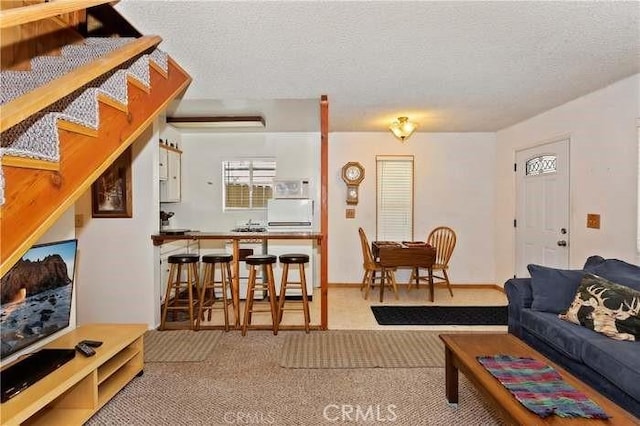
[196,254,235,331]
[241,254,279,336]
[276,253,311,333]
[159,253,200,330]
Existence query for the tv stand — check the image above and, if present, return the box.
[0,324,146,426]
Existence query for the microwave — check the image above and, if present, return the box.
[273,179,310,199]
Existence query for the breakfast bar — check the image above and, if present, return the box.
[151,231,327,330]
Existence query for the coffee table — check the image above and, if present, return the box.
[439,333,638,425]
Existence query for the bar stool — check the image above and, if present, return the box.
[159,253,200,330]
[196,254,235,331]
[276,253,311,333]
[242,254,279,336]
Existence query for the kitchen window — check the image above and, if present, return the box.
[223,158,276,209]
[376,155,414,240]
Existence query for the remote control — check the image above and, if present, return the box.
[75,343,96,357]
[79,340,103,348]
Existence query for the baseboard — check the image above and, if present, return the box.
[328,282,504,293]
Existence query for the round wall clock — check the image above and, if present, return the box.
[341,162,365,185]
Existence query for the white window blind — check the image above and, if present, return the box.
[223,158,275,209]
[376,155,414,241]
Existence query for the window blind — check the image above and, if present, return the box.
[376,155,414,241]
[223,159,275,209]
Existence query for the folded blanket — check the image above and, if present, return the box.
[477,355,609,419]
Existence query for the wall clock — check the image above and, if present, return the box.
[341,162,365,205]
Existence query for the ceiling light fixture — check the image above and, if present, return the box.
[166,116,265,129]
[389,116,417,142]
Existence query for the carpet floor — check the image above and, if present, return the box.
[88,331,506,425]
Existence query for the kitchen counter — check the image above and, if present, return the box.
[151,230,327,330]
[151,231,324,246]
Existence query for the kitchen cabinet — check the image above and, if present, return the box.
[159,240,199,303]
[159,146,168,180]
[159,145,182,202]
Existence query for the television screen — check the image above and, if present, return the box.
[0,239,78,359]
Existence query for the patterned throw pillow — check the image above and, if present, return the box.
[559,273,640,341]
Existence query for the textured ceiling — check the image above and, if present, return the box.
[115,1,640,132]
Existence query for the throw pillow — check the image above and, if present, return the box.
[560,273,640,341]
[528,264,585,313]
[584,258,640,292]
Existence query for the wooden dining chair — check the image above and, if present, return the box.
[358,227,398,300]
[409,226,456,297]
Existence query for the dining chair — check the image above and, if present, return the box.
[409,226,456,297]
[358,227,398,300]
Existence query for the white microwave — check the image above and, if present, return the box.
[273,179,310,199]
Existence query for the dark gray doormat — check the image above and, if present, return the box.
[371,305,508,325]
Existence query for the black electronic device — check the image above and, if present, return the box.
[79,340,103,348]
[1,239,78,360]
[0,348,76,403]
[74,343,96,357]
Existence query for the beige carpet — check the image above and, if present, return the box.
[144,330,223,362]
[88,331,506,425]
[280,330,447,368]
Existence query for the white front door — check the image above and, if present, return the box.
[515,139,570,277]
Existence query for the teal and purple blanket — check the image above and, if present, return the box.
[477,355,609,419]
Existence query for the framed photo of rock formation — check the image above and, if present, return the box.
[91,147,132,218]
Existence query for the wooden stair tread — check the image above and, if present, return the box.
[0,0,113,29]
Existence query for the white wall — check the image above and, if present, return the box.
[329,132,497,285]
[165,132,321,231]
[75,123,160,327]
[495,74,640,284]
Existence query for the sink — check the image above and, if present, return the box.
[231,227,267,233]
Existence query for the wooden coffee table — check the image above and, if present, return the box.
[439,333,638,425]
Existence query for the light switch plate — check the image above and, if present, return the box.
[586,213,600,229]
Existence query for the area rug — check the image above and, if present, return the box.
[279,330,446,368]
[371,305,509,326]
[144,330,223,362]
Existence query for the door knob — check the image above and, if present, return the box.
[560,228,567,234]
[557,240,567,247]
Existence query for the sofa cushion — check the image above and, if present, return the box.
[581,338,640,402]
[521,310,597,362]
[527,264,585,313]
[560,274,640,341]
[584,257,640,291]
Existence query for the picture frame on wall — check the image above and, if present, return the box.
[91,148,133,218]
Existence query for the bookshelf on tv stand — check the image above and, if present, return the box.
[0,324,146,426]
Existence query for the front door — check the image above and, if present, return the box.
[515,139,570,277]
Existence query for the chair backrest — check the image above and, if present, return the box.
[358,227,376,269]
[427,226,457,266]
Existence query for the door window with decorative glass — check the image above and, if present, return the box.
[223,159,276,209]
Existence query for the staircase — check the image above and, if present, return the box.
[0,1,192,275]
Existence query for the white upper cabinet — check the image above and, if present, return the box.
[159,145,182,202]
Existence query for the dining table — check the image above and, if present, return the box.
[372,241,437,302]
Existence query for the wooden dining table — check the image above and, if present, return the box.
[372,241,437,302]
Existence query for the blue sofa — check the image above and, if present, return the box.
[505,256,640,418]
